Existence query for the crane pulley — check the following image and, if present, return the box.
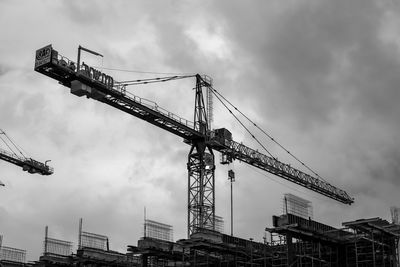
[34,44,353,236]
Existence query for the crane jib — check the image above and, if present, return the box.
[209,128,354,205]
[34,45,205,142]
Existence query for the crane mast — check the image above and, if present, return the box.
[187,75,216,235]
[34,44,353,237]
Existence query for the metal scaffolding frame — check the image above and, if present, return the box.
[144,219,173,242]
[0,246,26,263]
[283,194,313,220]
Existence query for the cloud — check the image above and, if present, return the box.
[206,0,398,130]
[2,0,400,262]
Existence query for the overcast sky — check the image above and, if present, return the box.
[1,0,400,262]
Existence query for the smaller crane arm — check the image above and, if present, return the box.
[0,148,53,175]
[0,131,53,175]
[0,147,23,166]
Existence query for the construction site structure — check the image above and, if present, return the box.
[144,219,173,242]
[268,214,400,267]
[34,44,353,238]
[391,207,400,225]
[0,235,27,267]
[43,226,72,257]
[0,129,53,176]
[1,210,399,267]
[283,194,313,220]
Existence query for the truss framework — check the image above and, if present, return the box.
[187,144,215,237]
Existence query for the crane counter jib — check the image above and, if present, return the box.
[36,45,115,89]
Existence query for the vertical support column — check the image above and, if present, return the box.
[44,226,48,255]
[187,142,215,237]
[381,235,385,267]
[78,218,83,249]
[371,231,376,267]
[338,245,346,267]
[355,238,359,267]
[142,255,148,267]
[250,238,254,267]
[396,238,400,267]
[144,207,147,238]
[287,234,295,267]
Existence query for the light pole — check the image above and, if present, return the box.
[228,170,235,236]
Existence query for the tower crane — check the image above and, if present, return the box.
[34,44,353,237]
[0,129,53,175]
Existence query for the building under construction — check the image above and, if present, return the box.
[1,212,399,267]
[1,194,399,267]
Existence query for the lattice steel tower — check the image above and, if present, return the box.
[187,75,216,236]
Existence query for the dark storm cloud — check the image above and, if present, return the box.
[361,146,400,187]
[211,0,400,129]
[202,0,400,202]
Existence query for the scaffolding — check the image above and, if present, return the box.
[215,215,224,234]
[144,219,173,242]
[267,213,400,267]
[43,238,72,257]
[78,218,109,251]
[270,233,288,267]
[342,217,400,267]
[283,193,313,220]
[269,233,340,267]
[0,246,26,263]
[43,226,73,257]
[79,231,108,250]
[3,214,399,267]
[35,222,137,267]
[391,207,400,224]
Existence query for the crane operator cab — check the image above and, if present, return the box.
[209,128,234,164]
[209,128,232,147]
